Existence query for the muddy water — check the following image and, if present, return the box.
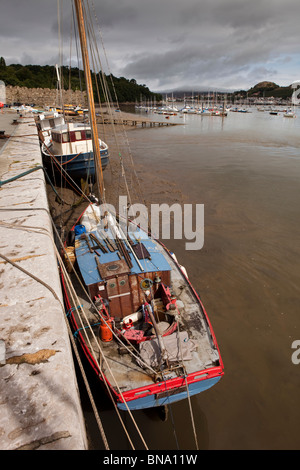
[77,108,300,450]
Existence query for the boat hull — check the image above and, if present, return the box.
[117,375,222,411]
[61,206,224,412]
[65,289,223,412]
[42,147,109,182]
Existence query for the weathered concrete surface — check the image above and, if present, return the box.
[0,115,88,450]
[0,110,19,154]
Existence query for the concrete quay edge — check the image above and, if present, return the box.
[0,115,88,450]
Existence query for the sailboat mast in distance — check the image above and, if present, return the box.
[74,0,104,201]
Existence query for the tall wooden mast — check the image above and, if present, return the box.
[74,0,104,201]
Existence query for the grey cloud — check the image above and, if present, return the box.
[1,0,300,91]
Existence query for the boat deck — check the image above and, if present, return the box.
[69,235,220,394]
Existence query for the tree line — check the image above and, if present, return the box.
[0,57,162,103]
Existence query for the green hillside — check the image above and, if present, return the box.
[247,81,293,99]
[0,57,162,103]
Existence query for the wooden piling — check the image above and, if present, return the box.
[99,116,179,128]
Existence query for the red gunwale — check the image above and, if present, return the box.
[63,270,223,406]
[116,365,223,404]
[161,240,224,371]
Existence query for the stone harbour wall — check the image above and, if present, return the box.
[6,85,87,108]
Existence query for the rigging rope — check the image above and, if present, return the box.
[0,214,150,450]
[50,214,149,449]
[176,317,199,450]
[0,249,110,450]
[50,2,150,446]
[85,0,145,209]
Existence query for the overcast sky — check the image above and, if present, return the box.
[1,0,300,92]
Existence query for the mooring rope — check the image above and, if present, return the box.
[176,319,199,450]
[0,250,110,450]
[0,165,44,188]
[0,217,150,450]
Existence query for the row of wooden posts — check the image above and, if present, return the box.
[99,117,178,128]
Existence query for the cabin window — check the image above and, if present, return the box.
[49,119,55,128]
[75,131,82,141]
[53,133,62,143]
[86,131,92,139]
[62,133,70,143]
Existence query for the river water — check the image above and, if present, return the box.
[79,106,300,450]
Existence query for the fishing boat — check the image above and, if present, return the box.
[35,111,65,147]
[41,122,109,183]
[62,205,223,411]
[60,0,224,413]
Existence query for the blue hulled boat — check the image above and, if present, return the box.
[62,205,224,411]
[42,122,109,182]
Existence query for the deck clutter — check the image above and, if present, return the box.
[61,203,223,411]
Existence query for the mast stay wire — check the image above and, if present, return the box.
[56,6,148,447]
[82,3,197,450]
[0,217,149,450]
[74,0,105,204]
[73,1,127,219]
[72,2,85,106]
[57,0,198,450]
[83,8,194,447]
[57,0,68,237]
[81,1,129,211]
[86,0,146,209]
[53,1,150,449]
[0,249,109,450]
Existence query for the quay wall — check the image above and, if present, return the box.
[0,116,88,450]
[5,85,87,108]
